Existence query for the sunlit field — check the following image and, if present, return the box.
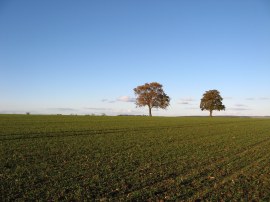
[1,115,270,201]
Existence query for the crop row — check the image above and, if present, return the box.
[1,115,270,201]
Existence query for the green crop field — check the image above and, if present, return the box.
[1,115,270,201]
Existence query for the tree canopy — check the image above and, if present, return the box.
[200,89,225,117]
[134,82,170,116]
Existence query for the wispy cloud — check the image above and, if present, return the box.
[85,107,112,111]
[178,97,196,105]
[245,97,269,101]
[101,99,115,103]
[227,104,250,111]
[111,108,145,116]
[117,96,136,102]
[224,97,233,99]
[260,97,270,100]
[48,108,76,111]
[179,97,196,102]
[102,96,137,103]
[228,108,250,111]
[0,110,35,114]
[187,107,199,110]
[235,104,247,107]
[178,101,190,105]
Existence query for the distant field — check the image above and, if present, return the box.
[1,115,270,201]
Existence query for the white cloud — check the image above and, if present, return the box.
[179,97,196,102]
[117,96,136,102]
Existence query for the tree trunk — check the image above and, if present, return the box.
[149,107,152,117]
[210,110,213,117]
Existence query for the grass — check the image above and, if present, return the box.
[1,115,270,201]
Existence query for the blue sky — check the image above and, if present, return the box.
[1,0,270,116]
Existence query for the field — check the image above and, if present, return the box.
[1,115,270,201]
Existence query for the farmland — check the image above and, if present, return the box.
[1,115,270,201]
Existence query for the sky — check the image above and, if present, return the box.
[0,0,270,116]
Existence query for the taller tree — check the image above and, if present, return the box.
[200,89,225,117]
[134,82,170,116]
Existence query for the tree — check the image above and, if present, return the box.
[200,89,225,117]
[134,82,170,116]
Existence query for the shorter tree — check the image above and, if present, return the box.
[200,89,225,117]
[134,82,170,116]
